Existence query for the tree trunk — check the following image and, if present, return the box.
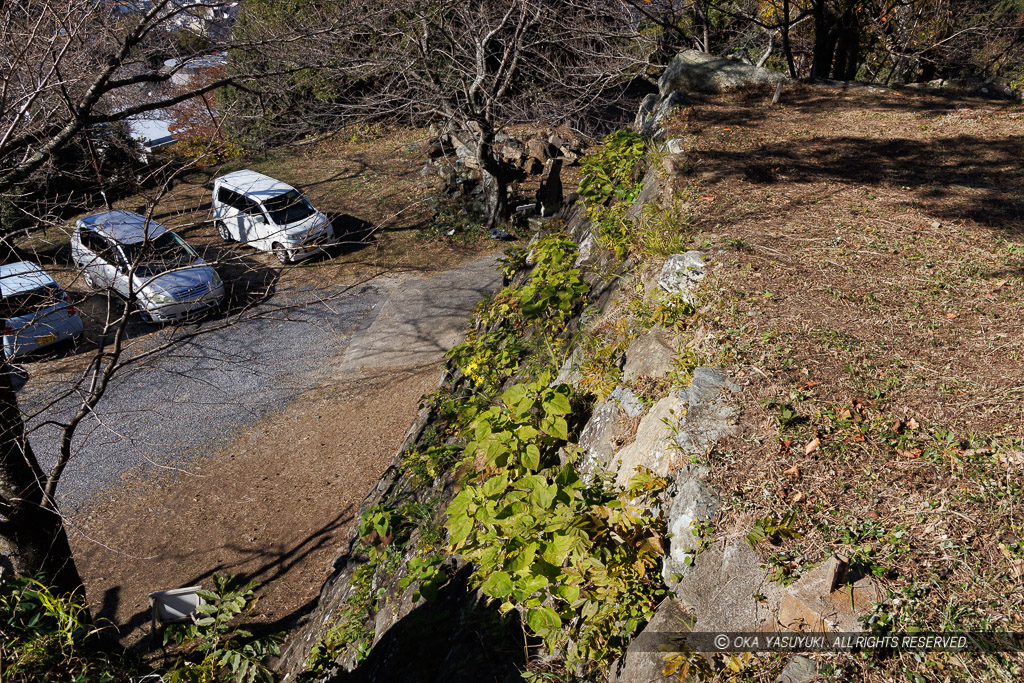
[0,366,84,599]
[781,0,797,77]
[811,1,837,79]
[830,2,861,81]
[472,121,510,230]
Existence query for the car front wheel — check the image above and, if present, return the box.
[216,220,233,242]
[273,242,294,265]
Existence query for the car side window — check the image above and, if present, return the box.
[218,187,250,212]
[217,187,234,208]
[245,197,264,219]
[80,229,107,254]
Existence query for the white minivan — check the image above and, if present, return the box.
[211,170,334,263]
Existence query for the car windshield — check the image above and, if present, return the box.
[120,231,198,277]
[263,190,316,225]
[0,284,61,319]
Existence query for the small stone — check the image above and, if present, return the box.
[777,655,818,683]
[658,252,707,296]
[929,220,941,229]
[666,138,686,155]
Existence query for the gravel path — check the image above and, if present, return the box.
[19,254,500,511]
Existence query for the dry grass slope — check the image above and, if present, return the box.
[661,84,1024,679]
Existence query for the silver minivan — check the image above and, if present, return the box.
[71,210,224,323]
[211,170,334,263]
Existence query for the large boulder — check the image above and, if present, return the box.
[611,393,687,488]
[673,367,741,455]
[659,49,787,97]
[622,326,676,383]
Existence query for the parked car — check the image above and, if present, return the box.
[0,261,84,359]
[212,170,334,263]
[71,210,224,323]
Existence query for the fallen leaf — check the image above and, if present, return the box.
[783,465,800,481]
[893,419,904,433]
[996,451,1024,469]
[791,492,805,504]
[839,409,852,420]
[907,417,920,430]
[805,438,820,455]
[946,311,958,319]
[898,448,922,459]
[993,279,1008,291]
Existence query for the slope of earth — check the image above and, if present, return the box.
[662,84,1023,677]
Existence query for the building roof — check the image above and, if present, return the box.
[76,210,168,244]
[217,170,296,199]
[127,115,175,151]
[0,261,58,296]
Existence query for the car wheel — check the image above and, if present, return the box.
[273,242,293,264]
[83,271,98,290]
[137,305,154,324]
[216,220,233,242]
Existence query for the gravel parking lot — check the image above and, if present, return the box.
[17,253,500,511]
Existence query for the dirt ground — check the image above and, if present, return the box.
[71,364,441,643]
[655,83,1024,677]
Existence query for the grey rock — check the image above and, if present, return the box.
[521,156,543,175]
[553,347,584,388]
[525,137,551,163]
[674,367,740,455]
[658,251,706,298]
[671,538,781,631]
[659,49,787,98]
[536,158,563,217]
[610,386,643,419]
[578,400,625,476]
[665,138,686,155]
[612,393,687,488]
[624,166,663,223]
[662,466,718,582]
[777,656,818,683]
[635,90,687,138]
[678,366,726,405]
[622,327,676,383]
[610,598,693,683]
[489,228,514,241]
[548,133,567,149]
[419,163,436,178]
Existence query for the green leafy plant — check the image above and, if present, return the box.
[745,511,802,548]
[358,503,398,553]
[164,575,283,683]
[578,130,647,206]
[517,236,590,330]
[442,376,667,673]
[0,577,139,681]
[400,443,462,486]
[447,235,589,396]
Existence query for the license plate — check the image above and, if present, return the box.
[37,334,57,346]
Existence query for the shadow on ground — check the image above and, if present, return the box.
[325,565,528,683]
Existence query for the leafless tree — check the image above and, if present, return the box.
[269,1,652,229]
